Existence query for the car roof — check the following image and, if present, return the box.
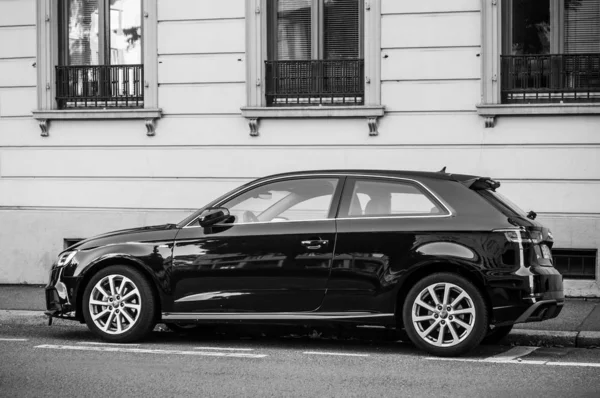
[254,169,483,183]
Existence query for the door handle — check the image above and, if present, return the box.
[301,239,329,250]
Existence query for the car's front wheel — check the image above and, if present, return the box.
[82,265,156,343]
[402,272,488,357]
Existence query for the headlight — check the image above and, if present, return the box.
[57,251,77,267]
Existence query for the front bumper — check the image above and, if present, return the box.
[45,266,79,321]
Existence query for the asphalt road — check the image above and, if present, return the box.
[1,321,600,397]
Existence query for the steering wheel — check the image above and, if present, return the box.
[242,210,259,223]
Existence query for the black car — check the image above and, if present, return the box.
[45,169,564,356]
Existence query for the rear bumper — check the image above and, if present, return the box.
[490,265,564,326]
[514,299,563,324]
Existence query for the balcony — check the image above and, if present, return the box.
[56,64,144,109]
[501,54,600,104]
[265,59,364,106]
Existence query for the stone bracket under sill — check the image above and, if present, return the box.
[477,103,600,128]
[32,109,163,137]
[240,106,386,137]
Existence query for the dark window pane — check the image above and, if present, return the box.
[511,0,550,54]
[565,0,600,53]
[324,0,361,59]
[275,0,312,60]
[67,0,100,65]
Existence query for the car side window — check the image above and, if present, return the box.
[221,178,339,224]
[343,179,444,218]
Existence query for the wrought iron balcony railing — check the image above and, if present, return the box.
[501,53,600,103]
[56,64,144,109]
[265,59,364,106]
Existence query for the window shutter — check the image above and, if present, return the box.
[324,0,361,59]
[275,0,312,60]
[66,0,100,65]
[565,0,600,53]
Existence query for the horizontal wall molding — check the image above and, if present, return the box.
[381,0,480,15]
[3,114,600,147]
[2,146,600,180]
[157,0,244,21]
[2,178,600,214]
[158,20,244,55]
[382,13,480,48]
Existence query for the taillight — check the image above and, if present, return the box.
[500,229,542,244]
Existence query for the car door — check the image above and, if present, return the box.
[170,176,344,313]
[321,176,450,314]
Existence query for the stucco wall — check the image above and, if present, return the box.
[0,0,598,295]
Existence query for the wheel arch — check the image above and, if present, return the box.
[394,261,492,329]
[75,256,162,322]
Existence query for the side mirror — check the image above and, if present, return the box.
[198,207,230,227]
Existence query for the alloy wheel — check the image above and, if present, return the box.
[411,282,476,347]
[88,274,142,335]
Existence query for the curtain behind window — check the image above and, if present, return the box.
[565,0,600,53]
[276,0,312,60]
[67,0,99,65]
[324,0,361,59]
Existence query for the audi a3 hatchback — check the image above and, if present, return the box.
[46,169,564,356]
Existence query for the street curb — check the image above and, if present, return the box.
[506,329,600,348]
[506,330,578,347]
[577,331,600,348]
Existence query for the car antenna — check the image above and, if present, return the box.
[438,166,447,173]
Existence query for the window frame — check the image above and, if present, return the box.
[337,177,451,219]
[33,0,161,136]
[216,176,345,225]
[478,0,600,127]
[242,0,384,135]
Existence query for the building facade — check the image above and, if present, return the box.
[0,0,599,296]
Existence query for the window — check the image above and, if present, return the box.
[222,178,339,223]
[501,0,600,104]
[56,0,143,108]
[34,0,160,136]
[552,249,597,280]
[342,179,445,218]
[265,0,363,106]
[242,0,384,127]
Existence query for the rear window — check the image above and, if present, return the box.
[478,190,529,218]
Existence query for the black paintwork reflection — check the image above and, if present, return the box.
[170,220,335,313]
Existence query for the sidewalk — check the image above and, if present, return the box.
[1,284,599,347]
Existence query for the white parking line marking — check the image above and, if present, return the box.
[546,362,600,368]
[36,344,266,358]
[78,342,140,347]
[425,356,600,368]
[303,351,370,357]
[194,346,254,351]
[482,346,539,362]
[0,338,28,342]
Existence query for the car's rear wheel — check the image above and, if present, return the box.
[82,265,156,343]
[482,325,513,345]
[402,272,488,357]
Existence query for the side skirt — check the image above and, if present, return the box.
[162,312,395,323]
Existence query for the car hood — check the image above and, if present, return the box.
[65,223,180,251]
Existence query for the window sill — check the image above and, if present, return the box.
[476,103,600,127]
[240,106,385,136]
[31,108,162,136]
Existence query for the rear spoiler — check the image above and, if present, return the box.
[461,177,501,191]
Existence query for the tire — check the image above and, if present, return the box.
[165,323,203,334]
[82,265,156,343]
[402,272,488,357]
[482,325,513,345]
